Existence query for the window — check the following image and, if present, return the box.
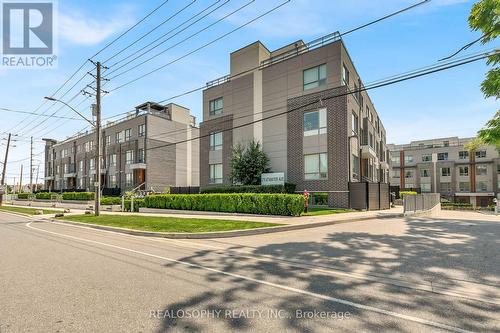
[459,166,469,176]
[441,167,451,177]
[476,164,487,176]
[475,150,486,158]
[422,154,432,162]
[108,175,117,188]
[78,160,84,173]
[108,154,116,167]
[304,108,327,136]
[209,132,223,151]
[342,64,349,86]
[440,182,452,193]
[443,140,449,147]
[106,135,111,146]
[421,183,431,193]
[304,153,328,180]
[353,83,359,101]
[352,154,359,180]
[125,173,133,187]
[369,133,374,148]
[209,97,224,116]
[459,151,469,159]
[404,155,413,164]
[476,181,487,192]
[88,140,94,151]
[437,153,448,161]
[391,155,400,165]
[351,112,358,135]
[124,129,131,141]
[138,124,145,137]
[78,177,84,189]
[64,163,69,174]
[458,182,470,192]
[420,169,430,178]
[138,149,145,163]
[89,159,95,170]
[125,150,134,165]
[303,64,326,90]
[405,170,413,178]
[115,131,123,144]
[209,164,223,184]
[391,170,400,178]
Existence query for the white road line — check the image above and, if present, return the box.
[26,221,474,333]
[46,219,500,306]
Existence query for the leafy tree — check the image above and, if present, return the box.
[230,140,270,185]
[468,0,500,145]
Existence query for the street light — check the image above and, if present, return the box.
[44,96,101,216]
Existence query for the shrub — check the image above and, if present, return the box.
[17,193,30,199]
[100,197,122,205]
[400,191,417,198]
[35,192,56,200]
[124,199,145,212]
[62,192,95,201]
[441,202,474,210]
[145,193,306,216]
[200,183,296,194]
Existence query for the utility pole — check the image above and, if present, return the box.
[35,164,40,192]
[0,133,12,206]
[30,136,33,193]
[95,61,102,216]
[19,164,23,194]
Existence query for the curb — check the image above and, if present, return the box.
[50,212,404,239]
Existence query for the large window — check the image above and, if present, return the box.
[440,182,452,192]
[476,181,487,192]
[209,164,223,184]
[304,153,328,180]
[108,154,116,167]
[138,124,145,137]
[89,159,95,170]
[115,131,123,144]
[476,164,487,176]
[420,169,430,178]
[459,151,469,160]
[459,166,469,176]
[125,173,133,187]
[351,112,358,135]
[108,175,117,188]
[404,155,413,164]
[405,170,413,178]
[303,64,326,90]
[342,64,349,86]
[437,152,448,161]
[422,154,432,162]
[352,154,359,180]
[475,150,487,158]
[209,132,223,151]
[125,150,134,165]
[391,170,400,178]
[124,129,132,141]
[391,155,400,165]
[458,182,470,192]
[105,135,111,146]
[421,183,431,192]
[78,160,84,173]
[138,149,145,163]
[304,108,327,136]
[209,97,224,116]
[441,167,451,177]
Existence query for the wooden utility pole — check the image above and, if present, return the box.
[95,61,102,216]
[29,136,33,193]
[0,133,12,206]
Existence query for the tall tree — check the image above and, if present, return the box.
[230,140,270,185]
[469,0,500,145]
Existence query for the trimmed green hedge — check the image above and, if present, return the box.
[17,193,30,199]
[35,192,56,200]
[145,193,306,216]
[101,197,122,205]
[62,192,95,201]
[441,202,473,210]
[124,199,145,212]
[400,191,417,198]
[200,183,296,194]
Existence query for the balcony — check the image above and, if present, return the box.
[129,163,147,170]
[361,145,377,159]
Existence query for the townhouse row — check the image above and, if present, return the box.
[44,33,390,208]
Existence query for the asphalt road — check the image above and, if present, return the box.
[0,211,498,333]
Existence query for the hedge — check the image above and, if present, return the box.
[62,192,95,201]
[17,193,31,199]
[399,191,417,198]
[200,183,296,194]
[124,199,145,212]
[100,197,122,205]
[145,193,306,216]
[35,192,57,200]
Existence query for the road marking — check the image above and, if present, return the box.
[26,221,474,333]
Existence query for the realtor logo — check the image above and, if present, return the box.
[1,1,57,68]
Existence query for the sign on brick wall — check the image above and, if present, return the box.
[261,172,285,186]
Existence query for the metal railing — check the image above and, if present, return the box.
[403,193,440,214]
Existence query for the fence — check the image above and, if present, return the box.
[403,193,440,214]
[349,182,390,211]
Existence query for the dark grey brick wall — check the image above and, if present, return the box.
[199,115,234,186]
[287,86,349,208]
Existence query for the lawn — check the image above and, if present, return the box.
[58,214,282,233]
[0,205,61,216]
[302,207,353,216]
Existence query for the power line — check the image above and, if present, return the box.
[0,107,83,120]
[106,0,234,75]
[108,0,290,91]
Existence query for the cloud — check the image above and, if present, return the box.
[58,7,135,46]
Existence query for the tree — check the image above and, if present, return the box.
[230,140,270,185]
[468,0,500,145]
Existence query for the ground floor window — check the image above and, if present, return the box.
[125,173,133,187]
[352,155,359,181]
[304,153,328,180]
[209,164,223,184]
[421,183,431,192]
[458,182,470,192]
[476,181,487,192]
[108,175,117,188]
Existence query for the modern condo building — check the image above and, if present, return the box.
[200,33,389,208]
[388,137,500,207]
[44,102,199,193]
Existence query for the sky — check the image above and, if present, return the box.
[0,0,498,185]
